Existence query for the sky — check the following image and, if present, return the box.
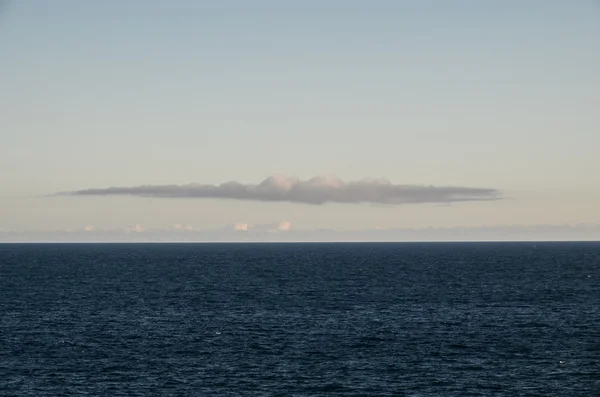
[1,1,599,240]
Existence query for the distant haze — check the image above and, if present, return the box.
[1,224,598,243]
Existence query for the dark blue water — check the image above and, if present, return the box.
[1,242,599,396]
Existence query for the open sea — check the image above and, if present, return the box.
[1,242,599,396]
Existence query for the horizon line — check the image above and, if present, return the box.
[2,239,599,244]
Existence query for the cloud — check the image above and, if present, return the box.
[61,174,501,205]
[125,224,144,233]
[277,221,292,231]
[234,220,292,233]
[233,223,249,232]
[173,224,194,231]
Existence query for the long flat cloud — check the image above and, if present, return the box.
[61,174,501,205]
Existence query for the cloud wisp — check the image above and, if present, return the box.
[61,174,501,205]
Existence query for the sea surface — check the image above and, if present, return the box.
[1,242,599,396]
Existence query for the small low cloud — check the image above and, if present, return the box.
[125,224,144,233]
[61,174,501,205]
[233,223,249,232]
[172,224,193,231]
[277,221,292,232]
[233,220,292,233]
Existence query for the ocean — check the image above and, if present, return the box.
[1,242,599,396]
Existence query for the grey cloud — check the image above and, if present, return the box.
[61,174,501,205]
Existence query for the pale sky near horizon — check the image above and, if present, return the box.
[1,1,599,234]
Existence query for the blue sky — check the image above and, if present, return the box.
[1,1,599,237]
